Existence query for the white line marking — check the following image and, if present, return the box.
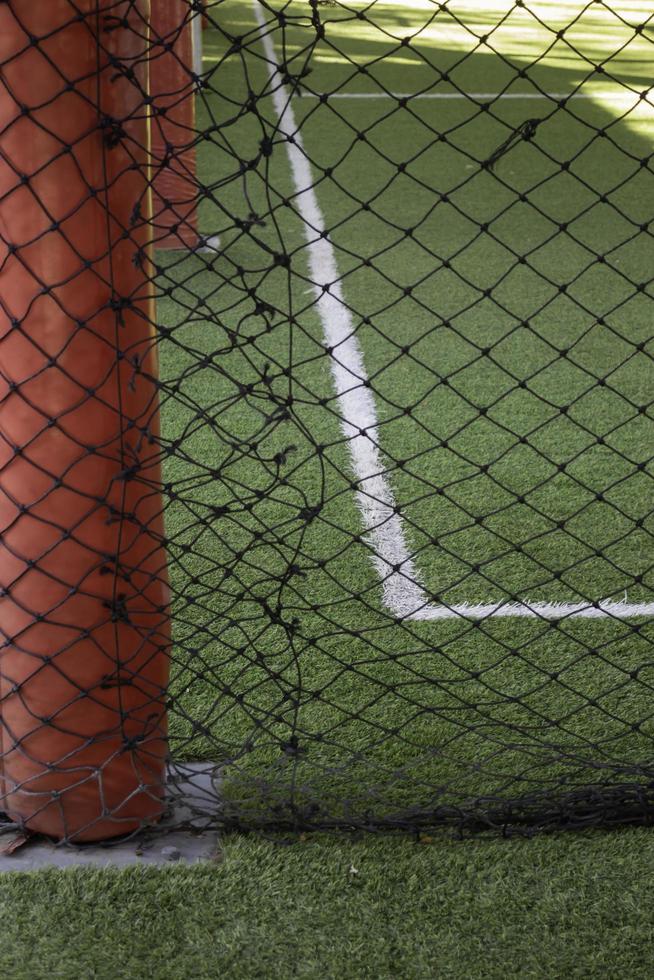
[198,234,221,253]
[297,91,652,103]
[405,599,654,622]
[191,11,203,80]
[254,3,653,622]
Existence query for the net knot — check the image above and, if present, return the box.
[100,115,127,149]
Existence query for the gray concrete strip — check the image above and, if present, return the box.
[0,762,222,872]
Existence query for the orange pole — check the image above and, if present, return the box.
[150,1,199,249]
[0,1,171,842]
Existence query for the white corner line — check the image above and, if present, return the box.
[295,91,652,104]
[403,599,654,622]
[191,10,203,80]
[253,2,653,623]
[198,234,222,253]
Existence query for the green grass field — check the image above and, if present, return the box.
[152,0,654,830]
[4,828,654,978]
[7,3,654,976]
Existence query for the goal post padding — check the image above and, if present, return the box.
[149,0,199,250]
[0,1,171,842]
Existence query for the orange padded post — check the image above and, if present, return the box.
[0,0,171,841]
[150,1,199,249]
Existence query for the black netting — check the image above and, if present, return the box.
[1,0,654,843]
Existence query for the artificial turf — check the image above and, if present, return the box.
[4,5,654,979]
[3,828,654,978]
[148,0,654,829]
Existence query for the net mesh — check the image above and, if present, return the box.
[1,0,654,841]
